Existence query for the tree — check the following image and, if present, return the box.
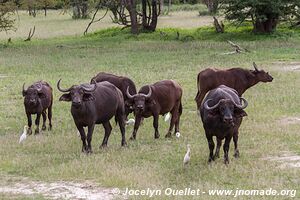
[223,0,300,33]
[39,0,56,16]
[0,1,16,32]
[202,0,219,14]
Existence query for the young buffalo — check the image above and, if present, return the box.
[90,72,137,120]
[126,80,183,140]
[200,85,248,164]
[195,62,273,108]
[23,81,53,134]
[58,80,126,153]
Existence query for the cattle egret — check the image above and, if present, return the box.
[126,118,135,126]
[77,131,80,137]
[19,125,28,144]
[183,144,191,166]
[175,132,181,138]
[164,112,171,122]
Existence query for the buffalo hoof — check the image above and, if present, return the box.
[42,125,46,131]
[165,133,171,138]
[129,136,136,140]
[87,149,93,154]
[100,144,108,149]
[208,157,214,163]
[34,129,40,135]
[121,141,127,146]
[48,126,52,131]
[234,150,240,158]
[214,153,220,159]
[224,159,229,165]
[27,128,32,135]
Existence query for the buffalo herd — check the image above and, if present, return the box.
[22,63,273,164]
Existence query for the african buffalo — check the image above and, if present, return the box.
[58,80,126,153]
[90,72,137,119]
[126,80,183,140]
[200,85,248,164]
[23,81,53,134]
[195,62,273,108]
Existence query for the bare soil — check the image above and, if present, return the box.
[0,179,124,200]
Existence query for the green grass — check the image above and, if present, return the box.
[0,26,300,199]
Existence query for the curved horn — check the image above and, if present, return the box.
[57,79,72,92]
[22,83,27,94]
[126,86,134,99]
[203,99,221,111]
[82,81,97,93]
[253,62,259,71]
[233,97,248,109]
[142,86,152,98]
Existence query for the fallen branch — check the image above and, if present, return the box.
[24,26,35,41]
[221,40,250,55]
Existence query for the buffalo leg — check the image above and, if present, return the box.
[42,111,47,130]
[223,135,232,164]
[166,112,175,138]
[34,113,41,134]
[101,121,112,148]
[233,130,239,158]
[26,113,32,135]
[214,138,222,159]
[48,105,52,131]
[206,133,215,163]
[116,113,127,146]
[174,102,182,134]
[130,115,142,140]
[86,124,95,153]
[77,125,87,153]
[153,114,160,139]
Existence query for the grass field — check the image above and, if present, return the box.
[1,10,300,200]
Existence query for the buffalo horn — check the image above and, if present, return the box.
[233,97,248,109]
[57,79,72,92]
[204,99,221,110]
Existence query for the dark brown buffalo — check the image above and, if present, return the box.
[200,85,248,164]
[195,62,273,108]
[23,81,53,134]
[90,72,137,119]
[58,80,126,153]
[126,80,183,140]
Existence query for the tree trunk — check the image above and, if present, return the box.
[44,7,47,16]
[253,16,278,33]
[160,0,164,13]
[204,0,218,14]
[149,0,158,31]
[168,0,171,13]
[142,0,147,27]
[126,0,138,34]
[81,0,89,18]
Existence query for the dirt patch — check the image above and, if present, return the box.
[0,180,125,200]
[272,61,300,71]
[279,117,300,125]
[264,151,300,169]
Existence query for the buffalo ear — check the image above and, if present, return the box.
[38,92,46,98]
[125,99,133,106]
[83,93,95,101]
[235,109,247,118]
[59,93,71,101]
[146,98,156,106]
